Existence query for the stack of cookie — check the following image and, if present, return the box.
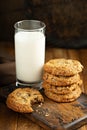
[42,59,83,102]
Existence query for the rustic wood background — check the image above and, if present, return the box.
[0,0,87,48]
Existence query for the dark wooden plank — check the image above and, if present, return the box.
[25,93,87,130]
[0,84,87,130]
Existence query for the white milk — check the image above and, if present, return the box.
[15,31,45,83]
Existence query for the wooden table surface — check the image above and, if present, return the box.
[0,42,87,130]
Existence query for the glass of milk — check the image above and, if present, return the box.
[14,20,46,89]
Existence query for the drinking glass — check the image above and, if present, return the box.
[14,20,46,89]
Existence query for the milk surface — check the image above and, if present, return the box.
[15,31,45,83]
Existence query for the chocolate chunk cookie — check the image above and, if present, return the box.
[44,86,82,103]
[42,80,82,94]
[43,72,81,86]
[44,59,83,76]
[6,88,44,113]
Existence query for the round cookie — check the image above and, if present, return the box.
[42,80,83,94]
[6,88,44,113]
[44,59,83,76]
[43,72,81,86]
[44,86,82,103]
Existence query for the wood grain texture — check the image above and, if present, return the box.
[0,103,44,130]
[26,0,87,38]
[1,45,87,130]
[0,0,87,48]
[25,93,87,130]
[26,0,87,48]
[0,85,87,130]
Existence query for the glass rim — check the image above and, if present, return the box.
[14,20,46,31]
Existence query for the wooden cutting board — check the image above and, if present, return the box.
[0,84,87,130]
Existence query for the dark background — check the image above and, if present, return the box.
[0,0,87,48]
